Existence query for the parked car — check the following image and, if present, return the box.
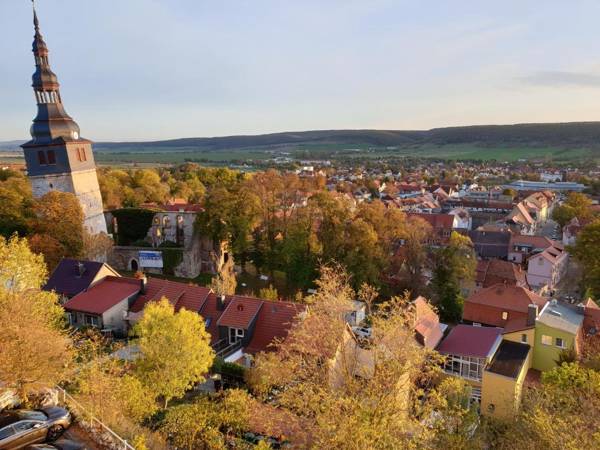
[0,407,71,449]
[352,326,372,339]
[28,438,87,450]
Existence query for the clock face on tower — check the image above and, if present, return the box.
[72,131,79,140]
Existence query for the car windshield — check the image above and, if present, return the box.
[17,410,47,421]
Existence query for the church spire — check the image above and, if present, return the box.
[27,0,81,145]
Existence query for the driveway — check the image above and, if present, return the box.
[62,423,105,450]
[537,219,561,240]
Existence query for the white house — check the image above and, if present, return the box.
[526,246,568,291]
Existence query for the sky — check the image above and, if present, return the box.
[1,0,600,141]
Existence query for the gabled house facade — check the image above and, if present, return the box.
[437,325,504,403]
[508,235,562,264]
[532,300,584,372]
[463,284,547,328]
[526,245,568,291]
[44,258,120,300]
[63,276,142,336]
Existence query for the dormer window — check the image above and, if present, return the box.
[229,327,244,344]
[37,150,47,165]
[47,150,56,165]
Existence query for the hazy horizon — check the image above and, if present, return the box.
[2,0,600,141]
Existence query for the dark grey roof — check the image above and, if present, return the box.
[486,340,530,379]
[538,301,584,335]
[468,230,511,259]
[44,258,109,298]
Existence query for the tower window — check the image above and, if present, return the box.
[76,148,87,162]
[47,150,56,165]
[37,150,47,165]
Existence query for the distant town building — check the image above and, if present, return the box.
[504,180,585,193]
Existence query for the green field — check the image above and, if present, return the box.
[2,143,597,167]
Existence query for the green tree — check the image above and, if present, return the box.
[258,284,279,301]
[491,362,600,450]
[431,232,475,322]
[553,192,593,227]
[132,298,214,408]
[569,218,600,299]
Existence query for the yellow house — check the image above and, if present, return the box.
[481,340,531,419]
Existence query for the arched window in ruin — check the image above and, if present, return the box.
[176,215,184,246]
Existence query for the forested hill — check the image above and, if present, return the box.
[93,122,600,151]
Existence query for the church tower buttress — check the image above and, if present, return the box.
[21,4,107,234]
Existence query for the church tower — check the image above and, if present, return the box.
[21,4,107,234]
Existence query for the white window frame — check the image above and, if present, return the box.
[555,337,566,349]
[229,327,244,344]
[443,354,484,382]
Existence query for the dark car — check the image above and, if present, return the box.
[27,438,87,450]
[0,407,71,449]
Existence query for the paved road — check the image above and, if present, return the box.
[537,219,561,240]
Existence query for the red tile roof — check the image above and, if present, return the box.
[217,296,263,329]
[64,276,141,315]
[246,301,305,354]
[131,283,304,354]
[476,259,528,289]
[437,325,502,358]
[129,278,211,313]
[407,213,454,230]
[466,284,547,313]
[509,235,562,251]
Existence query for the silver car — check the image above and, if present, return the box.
[0,407,71,449]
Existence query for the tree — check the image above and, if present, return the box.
[82,230,114,262]
[0,288,72,397]
[553,192,593,227]
[258,284,279,301]
[569,218,600,299]
[132,298,214,408]
[394,216,432,295]
[32,191,84,262]
[490,362,600,450]
[247,267,476,449]
[209,257,237,296]
[160,389,252,450]
[0,234,47,292]
[0,174,34,238]
[431,232,475,322]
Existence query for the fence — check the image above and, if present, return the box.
[55,386,135,450]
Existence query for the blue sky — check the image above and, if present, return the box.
[1,0,600,141]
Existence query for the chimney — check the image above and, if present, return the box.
[135,271,147,294]
[140,274,147,294]
[76,262,85,278]
[217,294,226,311]
[527,303,538,327]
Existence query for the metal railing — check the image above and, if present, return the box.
[213,338,243,358]
[55,386,135,450]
